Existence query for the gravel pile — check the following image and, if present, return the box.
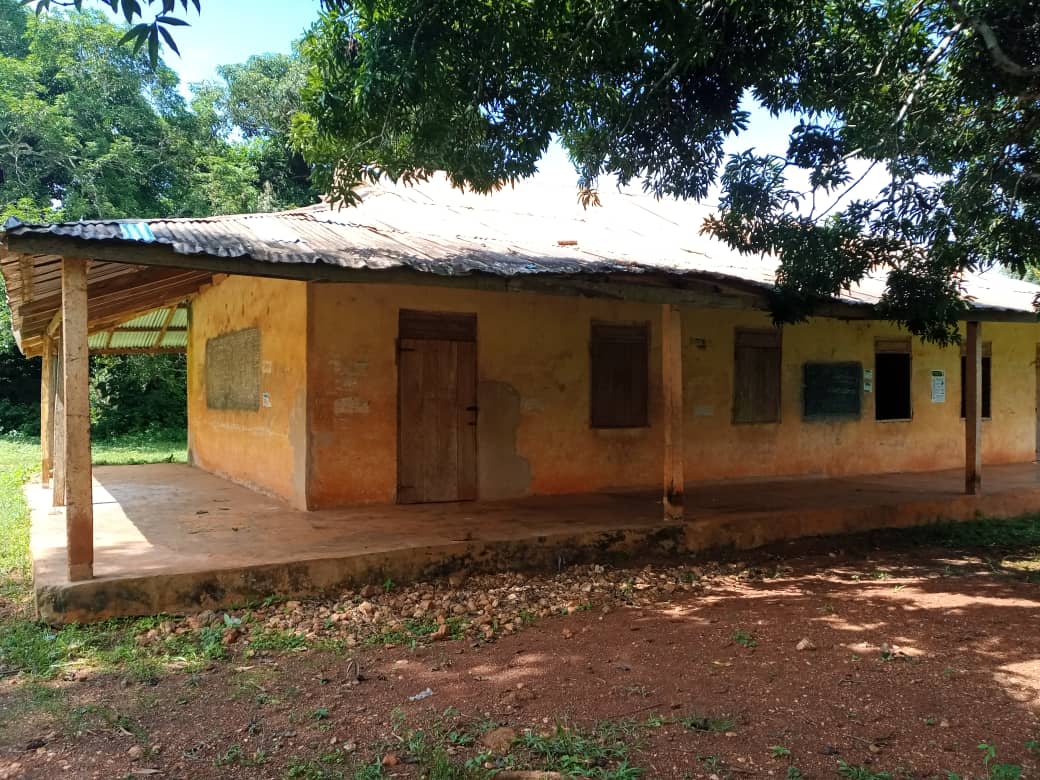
[140,562,734,652]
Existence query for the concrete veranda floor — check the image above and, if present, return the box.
[28,461,1040,623]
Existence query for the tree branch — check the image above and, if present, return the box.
[946,0,1040,78]
[896,21,962,125]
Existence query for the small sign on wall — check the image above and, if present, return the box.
[863,368,874,393]
[262,392,272,408]
[930,370,946,403]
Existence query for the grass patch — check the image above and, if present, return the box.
[730,629,756,649]
[0,442,35,605]
[516,721,644,779]
[838,761,893,780]
[0,615,229,680]
[678,713,736,733]
[249,628,308,654]
[283,749,383,780]
[0,434,204,681]
[901,514,1040,550]
[89,432,187,466]
[365,617,465,647]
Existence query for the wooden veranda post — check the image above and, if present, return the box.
[62,257,93,581]
[662,304,684,520]
[40,337,54,488]
[52,337,66,507]
[966,321,982,495]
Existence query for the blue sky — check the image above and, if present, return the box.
[104,0,321,88]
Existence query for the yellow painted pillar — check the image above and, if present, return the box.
[662,304,684,520]
[965,321,982,495]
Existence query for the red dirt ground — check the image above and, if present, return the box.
[3,543,1040,779]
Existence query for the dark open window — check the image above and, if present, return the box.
[960,346,992,419]
[590,321,649,428]
[733,329,781,424]
[874,339,912,421]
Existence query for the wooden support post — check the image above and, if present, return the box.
[966,321,982,495]
[40,337,54,487]
[62,258,93,581]
[662,304,684,520]
[52,338,66,507]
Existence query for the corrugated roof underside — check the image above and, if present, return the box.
[87,305,188,353]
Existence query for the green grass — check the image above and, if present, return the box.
[900,514,1040,550]
[516,721,644,779]
[0,433,191,680]
[89,432,187,466]
[678,713,735,733]
[249,628,308,654]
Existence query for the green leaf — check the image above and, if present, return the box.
[147,25,158,68]
[120,0,142,24]
[154,15,189,26]
[118,23,150,48]
[157,25,180,57]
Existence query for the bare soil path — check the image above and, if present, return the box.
[3,538,1040,779]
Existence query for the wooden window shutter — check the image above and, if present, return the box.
[399,309,477,341]
[590,321,650,428]
[732,329,781,424]
[875,337,911,354]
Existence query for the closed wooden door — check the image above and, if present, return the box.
[397,311,477,503]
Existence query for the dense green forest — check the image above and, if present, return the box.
[0,0,315,437]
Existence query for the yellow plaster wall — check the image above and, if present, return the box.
[187,276,309,508]
[307,283,1039,508]
[307,283,664,507]
[681,312,1037,481]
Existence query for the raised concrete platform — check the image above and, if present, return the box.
[30,462,1040,623]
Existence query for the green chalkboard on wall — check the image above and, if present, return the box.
[803,362,862,419]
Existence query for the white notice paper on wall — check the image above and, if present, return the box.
[862,368,873,393]
[930,370,946,403]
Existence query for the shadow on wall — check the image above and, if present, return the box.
[478,381,532,500]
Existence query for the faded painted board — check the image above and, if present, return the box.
[205,328,261,411]
[802,362,862,420]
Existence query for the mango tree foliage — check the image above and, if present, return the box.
[26,0,199,65]
[0,1,316,434]
[206,52,315,211]
[1,1,316,221]
[1,3,194,220]
[292,0,1040,342]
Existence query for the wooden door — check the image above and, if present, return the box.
[397,311,477,503]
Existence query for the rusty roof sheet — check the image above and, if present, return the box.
[4,174,1039,315]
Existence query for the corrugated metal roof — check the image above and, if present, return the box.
[86,304,187,354]
[160,330,187,348]
[121,309,171,329]
[4,174,1039,315]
